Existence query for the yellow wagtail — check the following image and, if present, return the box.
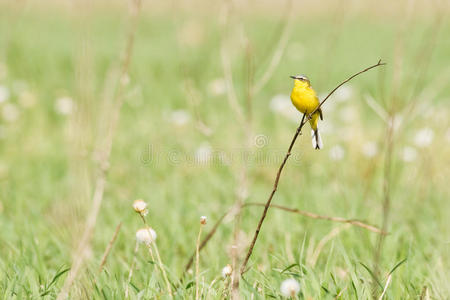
[290,75,323,149]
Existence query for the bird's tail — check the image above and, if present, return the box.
[311,128,323,150]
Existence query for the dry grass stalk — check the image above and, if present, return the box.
[195,221,205,300]
[139,216,173,298]
[252,0,294,95]
[245,203,386,235]
[308,224,351,267]
[377,274,392,300]
[240,60,386,275]
[57,1,142,298]
[98,222,122,272]
[184,209,232,272]
[125,241,139,298]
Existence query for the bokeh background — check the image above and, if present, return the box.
[0,0,449,298]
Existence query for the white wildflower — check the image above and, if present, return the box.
[169,109,191,127]
[221,264,232,278]
[2,103,19,122]
[195,143,212,164]
[280,278,300,298]
[132,199,148,216]
[55,96,74,115]
[414,128,434,148]
[0,85,10,103]
[208,78,226,96]
[329,145,345,161]
[401,146,418,162]
[136,228,157,245]
[362,141,378,158]
[200,216,207,225]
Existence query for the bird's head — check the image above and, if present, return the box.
[290,75,310,87]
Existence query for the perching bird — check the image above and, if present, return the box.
[290,75,323,149]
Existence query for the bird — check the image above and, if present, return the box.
[290,75,323,149]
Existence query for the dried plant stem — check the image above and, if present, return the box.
[184,209,231,272]
[57,1,142,298]
[195,224,204,300]
[152,243,173,298]
[244,203,386,235]
[252,0,294,95]
[125,241,139,299]
[378,274,392,300]
[98,222,122,272]
[184,195,385,276]
[139,215,173,298]
[240,60,386,275]
[309,224,351,267]
[372,114,395,297]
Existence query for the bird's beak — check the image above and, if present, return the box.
[290,75,296,79]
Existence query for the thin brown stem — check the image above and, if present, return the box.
[98,222,122,272]
[184,209,232,272]
[240,60,386,275]
[239,113,306,275]
[244,203,386,235]
[195,224,204,300]
[183,194,386,279]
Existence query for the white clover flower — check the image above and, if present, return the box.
[195,143,212,164]
[133,199,148,216]
[0,85,10,103]
[401,146,418,162]
[55,96,74,115]
[169,109,191,127]
[208,78,226,96]
[362,141,378,158]
[2,103,19,122]
[414,128,434,148]
[280,278,300,298]
[221,264,232,278]
[329,145,345,161]
[136,228,157,245]
[200,216,207,225]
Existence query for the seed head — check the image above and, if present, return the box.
[136,228,157,245]
[200,216,207,225]
[221,264,232,278]
[280,278,300,298]
[133,199,148,216]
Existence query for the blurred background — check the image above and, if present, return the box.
[0,0,449,298]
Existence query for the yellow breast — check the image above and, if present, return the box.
[290,84,320,114]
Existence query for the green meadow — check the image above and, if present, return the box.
[0,1,449,299]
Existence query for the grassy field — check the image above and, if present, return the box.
[0,1,449,299]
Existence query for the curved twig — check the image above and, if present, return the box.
[244,203,386,235]
[239,60,386,275]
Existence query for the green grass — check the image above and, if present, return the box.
[0,3,449,299]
